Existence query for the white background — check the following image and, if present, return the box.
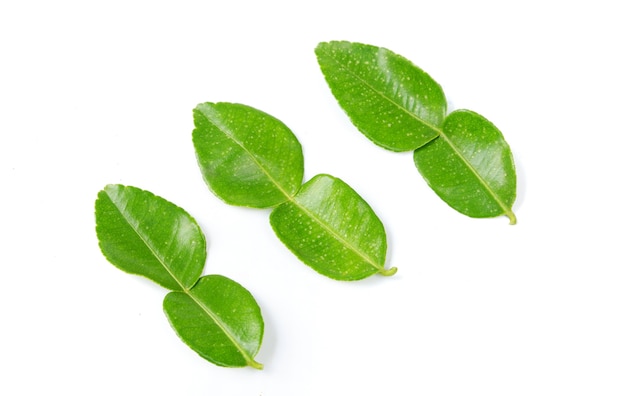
[1,1,625,395]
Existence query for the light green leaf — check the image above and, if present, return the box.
[193,102,304,208]
[95,184,206,291]
[315,40,446,152]
[164,275,264,369]
[270,174,395,280]
[414,110,517,223]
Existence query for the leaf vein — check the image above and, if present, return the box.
[185,289,261,369]
[323,51,442,137]
[105,191,185,290]
[435,130,516,223]
[289,197,384,273]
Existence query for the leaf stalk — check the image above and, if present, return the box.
[379,266,398,276]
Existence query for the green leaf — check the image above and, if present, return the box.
[95,184,206,291]
[414,110,517,223]
[192,102,304,208]
[316,40,518,223]
[96,185,265,368]
[270,174,395,280]
[315,40,446,152]
[191,102,394,280]
[163,275,264,369]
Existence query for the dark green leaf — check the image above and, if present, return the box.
[414,110,517,223]
[270,174,395,280]
[95,184,206,290]
[193,102,304,208]
[163,275,264,369]
[315,40,446,151]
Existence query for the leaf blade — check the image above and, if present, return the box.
[192,102,304,208]
[315,40,446,151]
[414,110,517,223]
[163,275,264,369]
[270,174,394,280]
[95,184,206,290]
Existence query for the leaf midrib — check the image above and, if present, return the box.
[197,107,293,203]
[433,129,516,223]
[185,286,262,369]
[284,188,394,276]
[106,192,185,291]
[322,49,441,141]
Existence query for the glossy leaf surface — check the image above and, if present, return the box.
[270,174,395,280]
[164,275,264,369]
[315,40,446,151]
[193,102,304,208]
[95,184,205,290]
[414,110,517,223]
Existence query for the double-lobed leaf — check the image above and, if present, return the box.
[270,174,393,280]
[315,40,517,223]
[95,184,264,368]
[193,102,304,208]
[193,102,395,280]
